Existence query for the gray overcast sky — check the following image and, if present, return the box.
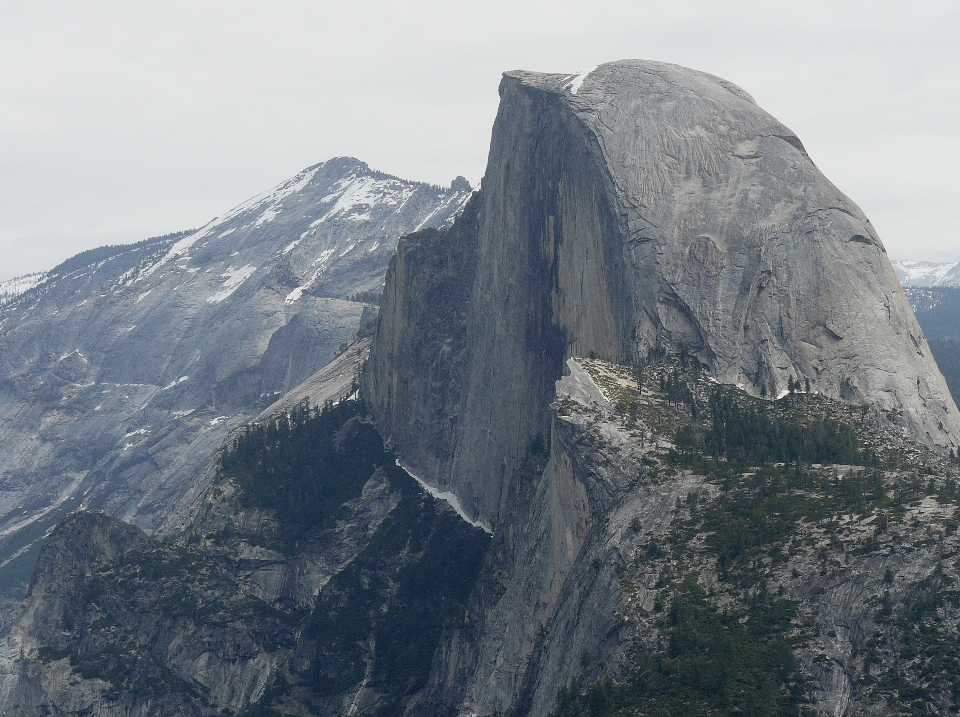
[1,0,957,281]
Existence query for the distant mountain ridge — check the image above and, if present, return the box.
[893,258,960,287]
[0,156,471,626]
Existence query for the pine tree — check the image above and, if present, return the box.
[632,361,644,395]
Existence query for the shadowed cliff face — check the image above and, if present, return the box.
[367,60,960,531]
[366,75,635,525]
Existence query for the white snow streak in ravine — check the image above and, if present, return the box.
[396,460,493,534]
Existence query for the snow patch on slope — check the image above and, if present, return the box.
[284,286,306,304]
[397,460,493,534]
[317,175,417,223]
[566,65,599,95]
[0,272,47,304]
[207,265,256,303]
[285,249,338,304]
[413,188,471,232]
[142,165,323,279]
[253,206,279,228]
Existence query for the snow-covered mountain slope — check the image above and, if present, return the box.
[0,273,47,305]
[0,157,471,626]
[893,259,960,287]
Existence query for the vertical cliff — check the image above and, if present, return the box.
[366,60,960,533]
[366,72,636,525]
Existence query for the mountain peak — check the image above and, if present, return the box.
[0,156,472,626]
[368,60,959,539]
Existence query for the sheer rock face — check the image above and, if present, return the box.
[367,60,960,528]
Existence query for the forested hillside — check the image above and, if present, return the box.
[0,395,490,716]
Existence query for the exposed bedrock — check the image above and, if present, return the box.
[367,60,960,531]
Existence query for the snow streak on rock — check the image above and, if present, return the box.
[397,460,493,534]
